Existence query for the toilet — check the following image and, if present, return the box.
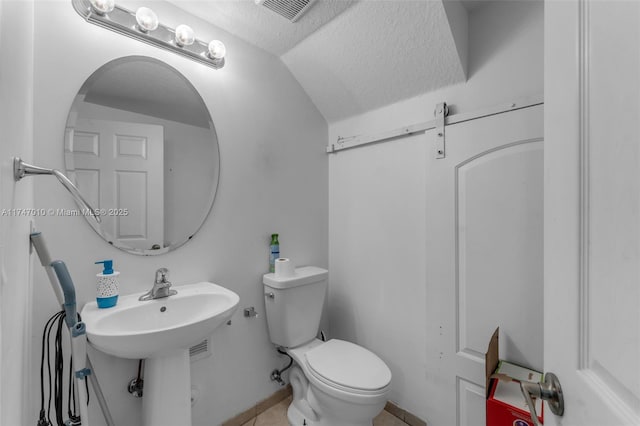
[263,266,391,426]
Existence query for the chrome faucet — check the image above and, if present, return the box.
[139,268,177,301]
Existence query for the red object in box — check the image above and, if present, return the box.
[485,328,543,426]
[487,375,543,426]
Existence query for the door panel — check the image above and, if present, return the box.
[545,1,640,424]
[115,170,147,239]
[584,0,640,414]
[457,378,487,426]
[66,118,164,250]
[456,142,543,364]
[426,104,543,426]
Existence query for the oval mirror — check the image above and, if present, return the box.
[64,56,220,255]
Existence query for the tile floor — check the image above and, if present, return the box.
[241,396,409,426]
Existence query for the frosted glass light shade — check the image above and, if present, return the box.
[90,0,115,14]
[175,25,195,47]
[207,40,226,60]
[135,7,158,32]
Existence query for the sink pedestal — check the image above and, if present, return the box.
[142,349,192,426]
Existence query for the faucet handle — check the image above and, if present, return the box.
[155,268,170,284]
[139,268,175,301]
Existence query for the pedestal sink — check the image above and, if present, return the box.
[81,282,239,426]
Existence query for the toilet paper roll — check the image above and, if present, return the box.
[274,258,295,278]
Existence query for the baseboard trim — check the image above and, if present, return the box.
[221,388,427,426]
[385,401,427,426]
[221,385,292,426]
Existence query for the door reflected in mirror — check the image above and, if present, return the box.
[65,56,220,255]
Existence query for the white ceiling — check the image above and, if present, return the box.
[166,0,358,56]
[81,59,213,128]
[282,0,468,121]
[166,0,471,122]
[460,0,487,13]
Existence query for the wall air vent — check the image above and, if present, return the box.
[256,0,318,22]
[189,339,212,362]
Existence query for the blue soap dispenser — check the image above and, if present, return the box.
[95,260,119,308]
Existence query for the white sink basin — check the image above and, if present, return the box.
[81,282,239,359]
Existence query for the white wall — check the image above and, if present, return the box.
[327,1,543,422]
[29,1,327,425]
[0,1,34,425]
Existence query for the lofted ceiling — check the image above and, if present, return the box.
[165,0,358,56]
[80,60,213,128]
[166,0,472,122]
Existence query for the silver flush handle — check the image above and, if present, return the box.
[264,292,275,300]
[519,372,564,426]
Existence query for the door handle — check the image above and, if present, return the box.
[520,372,564,426]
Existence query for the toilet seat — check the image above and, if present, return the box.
[304,339,391,395]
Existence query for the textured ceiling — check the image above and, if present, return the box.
[81,60,212,128]
[166,0,356,56]
[165,0,469,122]
[460,0,485,12]
[282,0,468,121]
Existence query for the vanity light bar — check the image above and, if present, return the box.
[71,0,226,70]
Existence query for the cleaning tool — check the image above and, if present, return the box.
[31,231,114,426]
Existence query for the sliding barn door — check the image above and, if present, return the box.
[425,104,544,425]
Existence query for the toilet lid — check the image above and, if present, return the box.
[304,339,391,391]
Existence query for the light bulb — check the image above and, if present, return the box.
[89,0,115,15]
[135,7,158,33]
[175,25,195,47]
[207,40,226,60]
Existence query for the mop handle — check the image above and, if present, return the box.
[30,232,65,307]
[50,261,78,329]
[30,232,90,426]
[31,232,79,325]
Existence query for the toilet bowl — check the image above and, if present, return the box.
[286,339,391,426]
[263,266,392,425]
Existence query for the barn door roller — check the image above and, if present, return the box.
[434,102,449,159]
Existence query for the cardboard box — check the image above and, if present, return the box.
[485,328,543,426]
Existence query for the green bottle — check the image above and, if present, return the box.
[269,234,279,273]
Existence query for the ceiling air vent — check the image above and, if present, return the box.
[256,0,318,22]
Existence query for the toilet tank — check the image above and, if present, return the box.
[263,266,328,348]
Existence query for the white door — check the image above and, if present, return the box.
[425,104,544,425]
[544,1,640,425]
[66,118,165,251]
